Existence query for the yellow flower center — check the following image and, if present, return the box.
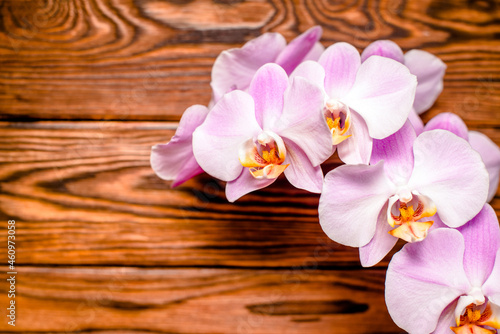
[238,131,289,179]
[325,99,351,145]
[451,303,497,334]
[388,193,437,243]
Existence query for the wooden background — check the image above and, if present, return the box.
[0,0,499,332]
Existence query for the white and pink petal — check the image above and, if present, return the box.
[424,112,469,141]
[404,49,446,114]
[343,56,417,140]
[370,120,416,185]
[358,204,398,267]
[385,228,472,334]
[210,33,286,103]
[249,63,289,129]
[336,110,373,165]
[225,168,278,203]
[192,91,262,181]
[361,40,404,63]
[457,204,500,287]
[409,108,424,136]
[275,26,323,75]
[483,248,500,306]
[151,105,209,186]
[408,130,489,228]
[289,60,326,93]
[319,42,361,100]
[319,162,395,248]
[273,75,332,166]
[282,140,324,193]
[469,130,500,202]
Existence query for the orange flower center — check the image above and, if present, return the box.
[325,99,351,145]
[451,303,497,334]
[238,132,289,179]
[388,193,437,243]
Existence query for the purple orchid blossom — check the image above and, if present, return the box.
[385,204,500,334]
[193,63,332,202]
[151,104,209,187]
[424,112,500,203]
[210,26,324,106]
[318,121,489,267]
[361,40,447,135]
[151,27,323,187]
[291,42,417,164]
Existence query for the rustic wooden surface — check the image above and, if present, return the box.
[0,0,499,332]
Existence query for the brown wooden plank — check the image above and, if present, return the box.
[0,121,499,269]
[0,266,401,333]
[0,121,356,268]
[0,0,499,121]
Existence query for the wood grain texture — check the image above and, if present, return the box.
[0,266,401,333]
[0,121,370,268]
[0,121,498,270]
[0,0,499,122]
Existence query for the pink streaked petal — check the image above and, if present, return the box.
[319,162,395,248]
[457,204,500,287]
[275,26,323,75]
[469,130,500,202]
[249,63,289,129]
[171,157,204,187]
[408,130,489,228]
[151,105,209,186]
[428,213,447,231]
[344,56,417,140]
[175,105,210,140]
[151,142,202,187]
[192,91,262,182]
[289,60,326,92]
[370,120,416,185]
[303,42,325,62]
[483,249,500,305]
[273,76,332,166]
[360,40,404,63]
[409,108,424,135]
[210,33,287,103]
[336,110,373,164]
[432,302,457,334]
[359,204,398,267]
[282,139,323,193]
[319,42,361,99]
[385,229,471,334]
[225,168,277,202]
[404,49,446,114]
[424,112,469,141]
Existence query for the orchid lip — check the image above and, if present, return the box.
[238,131,289,179]
[324,99,351,145]
[387,191,437,243]
[451,302,498,334]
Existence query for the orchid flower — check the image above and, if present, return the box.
[385,204,500,334]
[318,121,489,266]
[210,26,324,106]
[291,42,417,164]
[151,27,323,187]
[361,40,447,135]
[151,105,209,187]
[193,63,332,202]
[424,112,500,203]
